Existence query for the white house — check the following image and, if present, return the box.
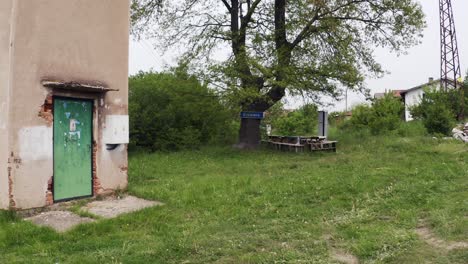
[400,78,441,121]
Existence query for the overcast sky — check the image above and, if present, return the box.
[128,0,468,111]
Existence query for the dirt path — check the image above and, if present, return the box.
[416,223,468,251]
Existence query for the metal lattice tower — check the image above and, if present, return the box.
[439,0,461,91]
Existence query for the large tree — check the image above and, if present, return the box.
[131,0,425,148]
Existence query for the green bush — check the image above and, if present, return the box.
[410,89,457,136]
[129,67,236,151]
[423,104,455,135]
[347,104,373,130]
[370,94,405,134]
[328,111,350,127]
[346,94,404,135]
[265,103,318,136]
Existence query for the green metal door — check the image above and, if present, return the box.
[53,98,93,201]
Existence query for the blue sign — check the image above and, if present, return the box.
[240,111,264,119]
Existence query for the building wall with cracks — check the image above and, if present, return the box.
[0,0,130,209]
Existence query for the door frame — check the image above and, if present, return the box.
[53,96,95,202]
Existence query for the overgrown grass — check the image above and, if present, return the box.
[0,132,466,263]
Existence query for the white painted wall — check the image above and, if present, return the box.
[103,115,129,144]
[18,126,53,161]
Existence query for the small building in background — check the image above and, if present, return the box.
[400,78,440,121]
[0,0,130,210]
[374,78,441,122]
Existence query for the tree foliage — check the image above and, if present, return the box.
[129,67,236,151]
[131,0,425,146]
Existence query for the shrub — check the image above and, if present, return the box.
[265,103,318,136]
[410,89,457,136]
[423,104,455,135]
[369,94,405,134]
[129,67,236,151]
[346,94,404,135]
[328,111,350,127]
[347,104,373,130]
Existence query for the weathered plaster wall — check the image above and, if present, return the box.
[8,0,130,209]
[0,0,14,209]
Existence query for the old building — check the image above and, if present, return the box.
[373,78,442,122]
[0,0,130,209]
[400,78,440,121]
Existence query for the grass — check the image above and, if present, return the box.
[0,132,467,263]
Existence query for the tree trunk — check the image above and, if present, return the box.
[236,118,262,149]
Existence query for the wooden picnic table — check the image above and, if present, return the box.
[266,136,337,153]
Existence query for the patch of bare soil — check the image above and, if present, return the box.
[25,211,94,232]
[323,233,360,264]
[331,249,359,264]
[416,223,468,251]
[83,195,163,218]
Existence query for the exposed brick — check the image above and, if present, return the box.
[45,192,54,206]
[38,95,53,125]
[45,176,54,206]
[92,141,102,195]
[8,166,16,209]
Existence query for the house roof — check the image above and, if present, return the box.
[374,89,404,99]
[399,79,441,95]
[399,78,463,95]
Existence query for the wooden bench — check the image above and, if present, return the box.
[266,136,337,153]
[309,140,337,152]
[266,141,305,152]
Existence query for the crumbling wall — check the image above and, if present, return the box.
[0,0,14,209]
[7,0,130,209]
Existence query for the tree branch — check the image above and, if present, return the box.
[221,0,232,12]
[240,0,262,31]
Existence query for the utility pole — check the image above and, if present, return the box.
[439,0,464,120]
[345,88,348,112]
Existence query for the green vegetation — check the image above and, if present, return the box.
[1,130,466,263]
[343,94,405,135]
[411,87,466,135]
[264,103,318,136]
[129,67,237,151]
[131,1,425,147]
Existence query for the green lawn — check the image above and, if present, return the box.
[1,135,467,263]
